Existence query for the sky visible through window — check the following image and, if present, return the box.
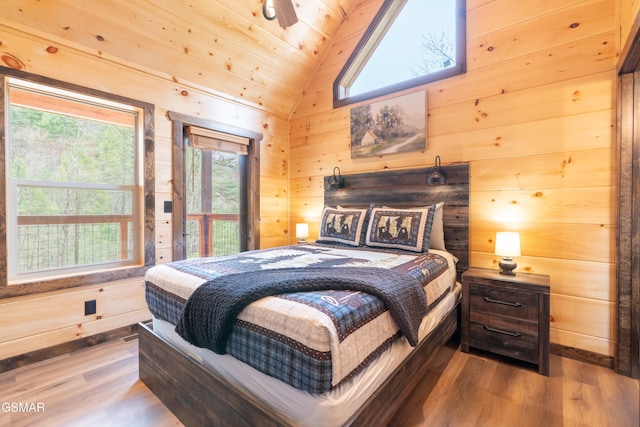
[349,0,457,96]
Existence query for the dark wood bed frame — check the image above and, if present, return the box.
[139,164,470,426]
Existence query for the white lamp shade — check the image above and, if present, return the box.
[495,232,521,257]
[295,223,309,239]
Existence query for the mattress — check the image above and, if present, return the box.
[152,282,461,427]
[144,244,458,394]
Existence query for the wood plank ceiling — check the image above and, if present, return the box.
[0,0,361,118]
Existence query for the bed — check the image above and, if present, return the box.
[139,164,470,426]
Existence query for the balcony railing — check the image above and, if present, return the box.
[17,214,133,273]
[186,213,239,258]
[15,213,240,273]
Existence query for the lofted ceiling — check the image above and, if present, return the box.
[0,0,364,118]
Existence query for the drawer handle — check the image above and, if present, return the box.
[484,325,522,337]
[484,296,522,307]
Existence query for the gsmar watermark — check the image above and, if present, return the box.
[2,402,45,413]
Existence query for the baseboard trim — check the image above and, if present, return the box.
[0,322,148,373]
[550,343,614,369]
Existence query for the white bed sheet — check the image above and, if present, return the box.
[153,281,461,427]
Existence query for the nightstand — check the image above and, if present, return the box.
[461,267,550,375]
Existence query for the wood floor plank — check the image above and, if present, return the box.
[593,361,640,427]
[0,338,181,427]
[390,343,639,427]
[0,337,637,427]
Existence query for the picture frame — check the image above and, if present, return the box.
[350,91,426,159]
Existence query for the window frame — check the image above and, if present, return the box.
[0,68,155,298]
[167,111,262,261]
[333,0,467,108]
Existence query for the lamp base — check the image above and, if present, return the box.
[499,257,517,275]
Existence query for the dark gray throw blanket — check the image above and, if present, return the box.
[174,267,428,354]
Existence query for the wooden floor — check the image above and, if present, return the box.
[0,337,638,427]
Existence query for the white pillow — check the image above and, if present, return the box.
[430,202,446,250]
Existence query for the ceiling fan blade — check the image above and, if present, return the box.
[273,0,298,28]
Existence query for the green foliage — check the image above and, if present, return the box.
[185,145,241,258]
[10,106,135,217]
[185,146,240,215]
[210,151,240,214]
[9,100,137,273]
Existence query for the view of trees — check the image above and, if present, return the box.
[9,102,137,275]
[185,146,241,258]
[414,31,456,75]
[185,147,239,215]
[339,1,460,99]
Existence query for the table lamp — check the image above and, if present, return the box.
[495,232,521,275]
[296,223,309,244]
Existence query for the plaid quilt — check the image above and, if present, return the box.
[144,244,453,393]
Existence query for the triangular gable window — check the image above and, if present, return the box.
[334,0,466,107]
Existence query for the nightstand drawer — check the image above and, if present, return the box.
[461,268,550,375]
[468,315,538,363]
[469,283,538,322]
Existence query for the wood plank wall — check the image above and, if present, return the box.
[290,0,618,358]
[322,165,471,280]
[0,0,635,363]
[0,25,289,359]
[619,0,640,52]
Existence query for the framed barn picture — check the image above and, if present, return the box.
[350,91,426,159]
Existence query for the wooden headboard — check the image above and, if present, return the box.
[323,164,470,279]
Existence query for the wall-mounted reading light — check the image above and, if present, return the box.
[328,167,345,189]
[427,155,446,185]
[262,0,299,28]
[262,0,277,20]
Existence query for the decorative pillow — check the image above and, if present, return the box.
[365,206,435,252]
[316,206,368,246]
[337,204,373,246]
[430,202,446,250]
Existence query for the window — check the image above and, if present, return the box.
[334,0,466,107]
[1,70,154,295]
